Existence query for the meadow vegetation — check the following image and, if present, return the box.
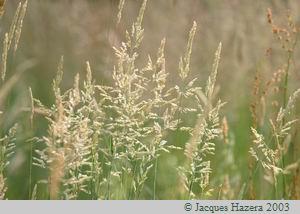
[0,0,300,200]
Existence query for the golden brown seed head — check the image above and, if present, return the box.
[0,0,5,18]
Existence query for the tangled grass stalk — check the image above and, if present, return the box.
[33,58,103,199]
[250,89,300,198]
[178,43,223,199]
[0,0,28,200]
[99,0,181,199]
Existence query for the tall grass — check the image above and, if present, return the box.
[0,0,28,199]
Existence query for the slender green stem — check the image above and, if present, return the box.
[273,170,279,199]
[280,152,286,199]
[153,157,158,200]
[188,174,194,199]
[28,140,33,199]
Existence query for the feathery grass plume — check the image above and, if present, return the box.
[152,38,167,102]
[80,61,105,199]
[1,33,8,81]
[267,89,300,168]
[181,100,223,199]
[1,1,28,81]
[179,21,197,80]
[7,2,22,50]
[86,61,92,87]
[175,22,201,122]
[0,124,18,173]
[178,43,223,199]
[29,87,34,128]
[0,4,28,190]
[117,0,125,25]
[249,128,281,174]
[136,0,147,29]
[205,42,222,101]
[269,88,300,197]
[71,73,80,106]
[34,57,66,199]
[276,89,300,126]
[13,0,28,53]
[42,73,88,199]
[0,0,6,18]
[53,56,64,97]
[96,0,184,199]
[184,43,222,156]
[34,58,105,199]
[124,0,147,51]
[249,127,282,198]
[249,87,300,198]
[0,124,18,199]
